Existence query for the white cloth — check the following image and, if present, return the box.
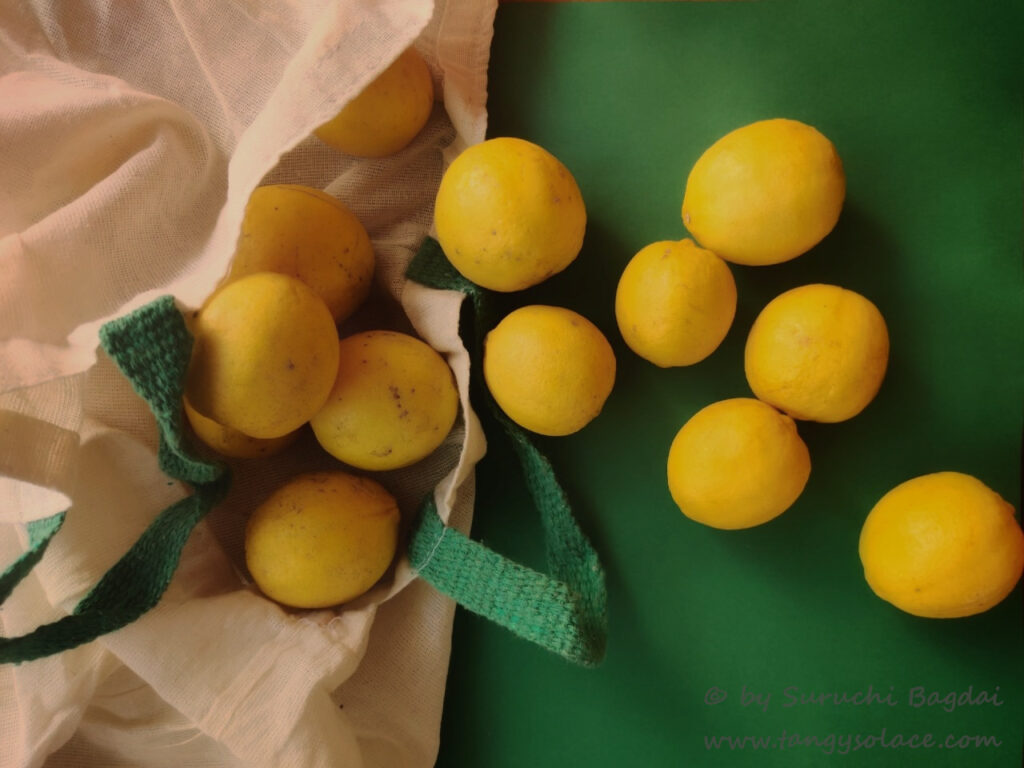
[0,1,495,765]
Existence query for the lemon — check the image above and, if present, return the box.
[310,331,459,471]
[183,397,298,459]
[227,184,374,323]
[682,118,845,265]
[667,398,811,529]
[315,47,434,158]
[245,471,400,609]
[745,284,889,423]
[859,472,1024,618]
[615,238,737,367]
[185,272,339,439]
[483,305,615,436]
[434,137,586,292]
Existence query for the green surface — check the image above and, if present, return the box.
[436,1,1023,766]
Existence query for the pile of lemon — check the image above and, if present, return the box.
[184,48,458,610]
[435,119,1023,621]
[185,41,1022,623]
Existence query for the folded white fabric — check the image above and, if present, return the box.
[0,1,496,765]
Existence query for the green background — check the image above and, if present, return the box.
[435,1,1023,766]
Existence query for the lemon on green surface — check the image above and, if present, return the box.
[183,397,298,459]
[227,184,374,324]
[310,330,459,471]
[744,283,889,423]
[667,398,811,530]
[245,471,400,609]
[483,305,615,436]
[315,47,435,158]
[615,238,736,367]
[434,137,586,292]
[185,272,339,439]
[681,118,845,265]
[859,472,1024,618]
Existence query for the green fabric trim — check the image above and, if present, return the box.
[406,237,608,667]
[0,513,66,604]
[0,297,228,665]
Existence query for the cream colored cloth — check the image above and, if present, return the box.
[0,1,495,765]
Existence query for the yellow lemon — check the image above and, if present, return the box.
[183,397,298,459]
[310,331,459,471]
[859,472,1024,618]
[615,238,737,367]
[315,47,434,158]
[434,137,586,292]
[682,118,845,265]
[245,471,400,609]
[483,305,615,436]
[744,284,889,423]
[186,272,339,439]
[667,398,810,529]
[227,184,374,324]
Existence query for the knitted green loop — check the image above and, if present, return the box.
[406,237,608,667]
[409,497,604,666]
[0,297,227,665]
[0,513,66,604]
[97,296,224,486]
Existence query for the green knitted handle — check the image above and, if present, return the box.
[0,297,228,665]
[0,513,66,604]
[406,237,608,667]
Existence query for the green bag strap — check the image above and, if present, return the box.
[405,237,608,667]
[0,297,228,665]
[0,513,66,604]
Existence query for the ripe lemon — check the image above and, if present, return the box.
[315,47,434,158]
[185,272,339,439]
[310,331,459,471]
[615,238,736,367]
[859,472,1024,618]
[183,397,298,459]
[227,184,374,323]
[434,137,586,292]
[667,398,811,529]
[245,471,400,609]
[745,284,889,423]
[681,118,845,265]
[483,305,615,436]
